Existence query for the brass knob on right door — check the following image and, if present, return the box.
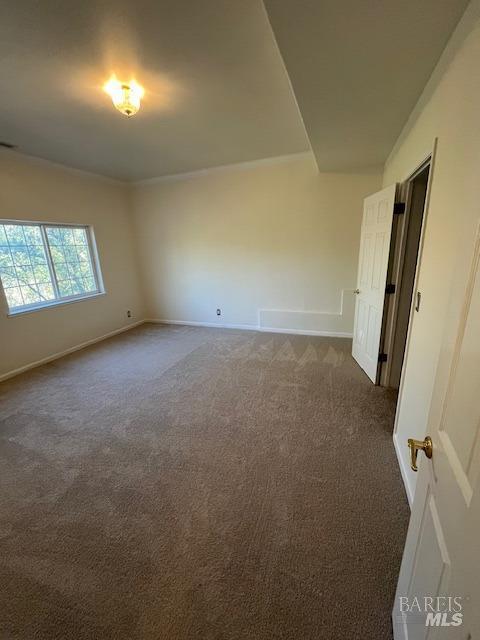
[407,436,433,472]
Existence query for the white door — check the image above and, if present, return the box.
[392,218,480,638]
[352,184,397,382]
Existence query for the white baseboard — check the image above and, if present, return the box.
[145,318,353,338]
[145,318,259,331]
[392,610,409,640]
[394,431,414,507]
[258,291,355,336]
[0,320,145,383]
[1,318,353,384]
[259,326,353,338]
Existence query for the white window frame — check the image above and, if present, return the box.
[0,219,105,316]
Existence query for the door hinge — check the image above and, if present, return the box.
[415,291,422,312]
[394,202,406,215]
[385,283,396,294]
[378,352,388,363]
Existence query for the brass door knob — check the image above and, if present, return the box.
[407,436,433,472]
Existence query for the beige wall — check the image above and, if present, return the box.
[0,151,144,378]
[130,153,381,335]
[0,149,381,378]
[384,0,480,502]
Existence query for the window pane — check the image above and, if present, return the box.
[0,267,17,288]
[77,246,90,262]
[0,222,99,311]
[0,248,13,268]
[38,283,54,299]
[73,227,88,245]
[0,223,56,310]
[33,263,51,283]
[61,228,75,245]
[71,279,86,295]
[63,245,77,262]
[54,262,69,280]
[29,244,47,264]
[49,245,65,263]
[4,224,25,245]
[4,286,24,308]
[83,276,96,292]
[16,265,35,284]
[68,262,82,279]
[45,226,98,299]
[23,226,43,245]
[45,227,63,244]
[79,261,93,278]
[21,285,42,305]
[58,280,73,296]
[11,247,29,265]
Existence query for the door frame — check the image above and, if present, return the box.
[392,138,438,505]
[380,155,433,387]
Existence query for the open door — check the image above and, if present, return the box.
[392,219,480,638]
[352,184,397,382]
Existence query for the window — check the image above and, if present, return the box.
[0,221,103,314]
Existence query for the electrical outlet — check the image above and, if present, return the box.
[127,310,132,318]
[216,308,221,316]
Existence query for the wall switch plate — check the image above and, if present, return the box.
[216,308,221,316]
[127,310,132,318]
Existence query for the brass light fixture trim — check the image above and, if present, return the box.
[103,76,144,117]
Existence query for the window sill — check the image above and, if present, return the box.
[7,291,106,317]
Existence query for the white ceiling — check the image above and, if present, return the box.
[0,0,309,181]
[264,0,469,171]
[0,0,469,180]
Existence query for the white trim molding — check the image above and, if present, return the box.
[394,431,414,507]
[145,318,352,338]
[145,319,259,331]
[0,320,144,382]
[258,326,352,338]
[258,289,355,336]
[144,291,355,338]
[1,312,354,383]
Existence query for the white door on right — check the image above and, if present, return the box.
[392,218,480,638]
[352,184,396,382]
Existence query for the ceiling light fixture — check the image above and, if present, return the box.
[103,76,144,117]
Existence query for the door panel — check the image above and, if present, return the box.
[366,305,380,359]
[401,491,449,640]
[440,256,480,472]
[352,184,396,382]
[360,234,373,288]
[393,219,480,639]
[372,231,387,290]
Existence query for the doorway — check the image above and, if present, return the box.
[380,161,431,389]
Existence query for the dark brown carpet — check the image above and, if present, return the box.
[0,323,409,639]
